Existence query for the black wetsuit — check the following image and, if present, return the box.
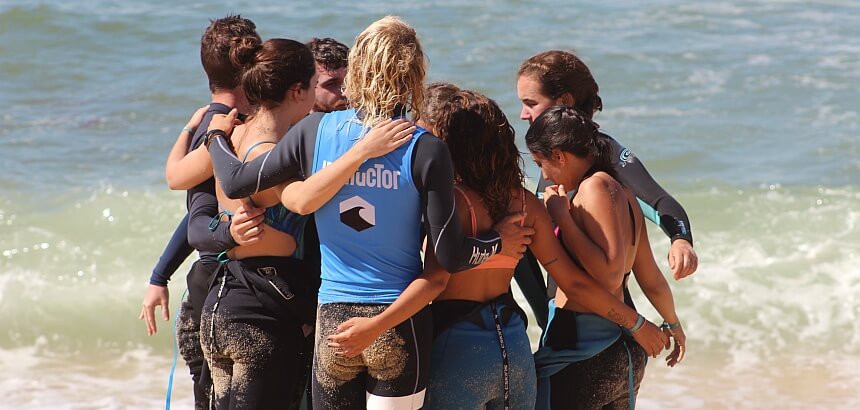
[514,132,694,328]
[208,110,505,409]
[149,103,237,410]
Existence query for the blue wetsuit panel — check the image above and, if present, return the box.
[311,109,424,304]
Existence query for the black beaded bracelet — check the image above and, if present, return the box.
[203,129,227,150]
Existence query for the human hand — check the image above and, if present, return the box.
[543,185,571,220]
[139,284,169,336]
[184,104,211,132]
[668,239,698,280]
[663,323,686,367]
[229,201,266,246]
[354,119,416,160]
[326,316,385,358]
[631,319,669,358]
[208,108,242,136]
[493,212,535,259]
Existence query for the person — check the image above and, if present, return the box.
[138,15,265,410]
[420,89,669,410]
[516,50,698,282]
[205,16,534,410]
[307,37,349,113]
[527,106,686,409]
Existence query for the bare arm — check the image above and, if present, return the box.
[165,105,214,190]
[631,224,679,325]
[279,119,416,214]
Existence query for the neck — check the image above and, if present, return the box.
[245,108,292,139]
[566,155,595,191]
[211,87,251,114]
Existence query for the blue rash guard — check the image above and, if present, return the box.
[311,110,424,304]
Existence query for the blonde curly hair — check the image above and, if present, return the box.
[344,16,426,127]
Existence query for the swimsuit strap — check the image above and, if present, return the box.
[241,141,275,207]
[626,196,637,246]
[241,141,276,163]
[453,185,478,236]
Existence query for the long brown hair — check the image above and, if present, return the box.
[435,90,524,222]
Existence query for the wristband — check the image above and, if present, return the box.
[628,314,646,333]
[204,129,227,150]
[181,126,194,134]
[661,321,681,331]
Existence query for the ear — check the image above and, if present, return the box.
[557,92,575,108]
[551,148,565,165]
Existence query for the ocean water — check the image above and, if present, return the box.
[1,0,858,408]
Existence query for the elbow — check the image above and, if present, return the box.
[427,272,451,296]
[165,171,186,191]
[282,198,315,215]
[221,184,245,199]
[555,276,592,301]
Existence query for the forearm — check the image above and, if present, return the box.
[371,270,448,332]
[280,149,366,215]
[640,280,679,324]
[149,215,194,286]
[187,186,236,252]
[615,152,693,244]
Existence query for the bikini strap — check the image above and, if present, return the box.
[453,185,478,236]
[241,141,276,163]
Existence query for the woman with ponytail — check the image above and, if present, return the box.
[526,106,686,409]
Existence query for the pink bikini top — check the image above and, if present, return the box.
[454,185,525,271]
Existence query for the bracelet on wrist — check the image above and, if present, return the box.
[182,126,194,134]
[204,129,227,150]
[628,314,646,333]
[660,321,681,331]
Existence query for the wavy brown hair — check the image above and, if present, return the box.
[435,90,525,222]
[421,82,460,133]
[344,16,426,127]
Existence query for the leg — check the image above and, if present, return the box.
[312,304,368,410]
[424,321,496,410]
[549,338,634,410]
[365,306,432,410]
[181,260,220,410]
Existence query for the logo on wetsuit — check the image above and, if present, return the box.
[468,243,500,265]
[322,160,401,190]
[339,195,376,232]
[619,148,633,168]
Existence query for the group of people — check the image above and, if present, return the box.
[139,13,697,410]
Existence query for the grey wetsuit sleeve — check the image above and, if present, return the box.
[186,180,237,252]
[605,135,694,245]
[148,215,194,286]
[208,113,322,198]
[412,134,503,273]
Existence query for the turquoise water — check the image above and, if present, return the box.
[1,1,858,408]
